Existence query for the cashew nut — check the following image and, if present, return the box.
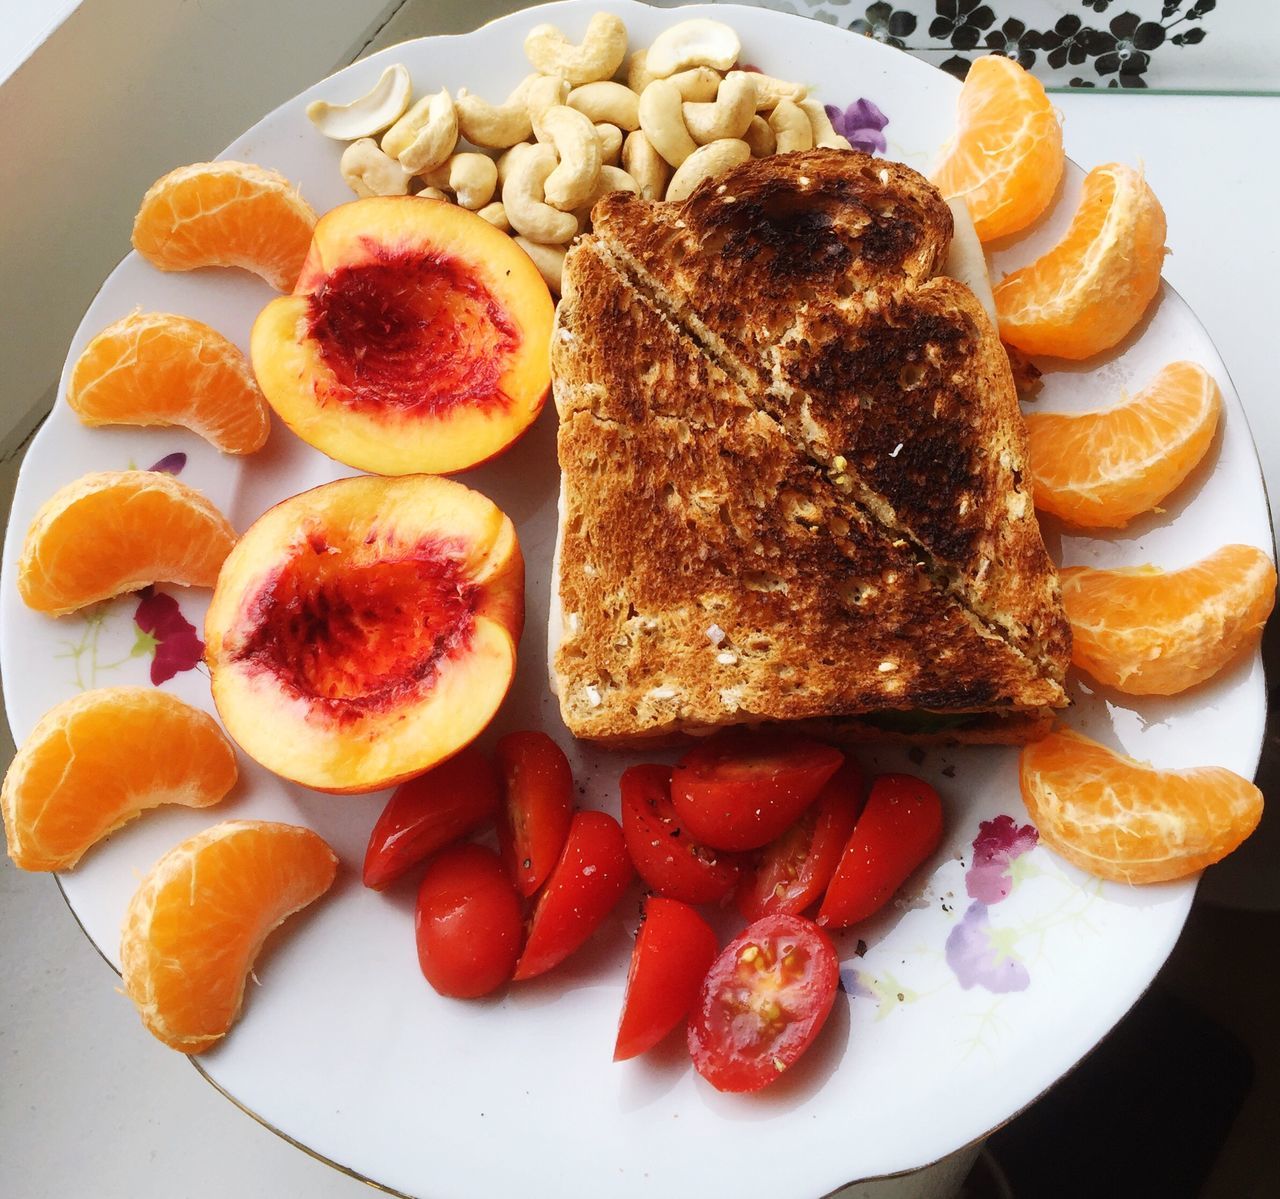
[595,122,623,166]
[307,64,412,140]
[455,76,535,148]
[502,143,578,244]
[744,115,776,158]
[538,106,602,211]
[416,186,450,201]
[523,13,628,86]
[475,201,510,232]
[646,19,740,77]
[665,138,750,203]
[667,67,723,102]
[625,48,657,94]
[382,88,458,174]
[800,98,853,150]
[750,73,808,111]
[513,236,566,295]
[567,81,640,131]
[622,130,671,202]
[638,79,697,168]
[769,99,814,154]
[526,74,571,142]
[579,165,640,211]
[340,138,412,197]
[496,141,535,186]
[682,71,757,145]
[420,152,498,210]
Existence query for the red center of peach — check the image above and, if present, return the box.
[235,534,476,718]
[306,246,519,416]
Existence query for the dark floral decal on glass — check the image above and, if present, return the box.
[838,0,1217,89]
[134,589,205,685]
[825,97,890,154]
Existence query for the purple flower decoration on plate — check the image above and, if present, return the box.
[825,98,890,155]
[966,815,1039,904]
[148,451,187,476]
[840,967,878,1000]
[134,590,204,685]
[945,902,1030,993]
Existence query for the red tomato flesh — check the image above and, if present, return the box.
[513,810,634,981]
[670,729,845,851]
[620,764,744,905]
[738,759,866,920]
[688,913,839,1093]
[818,773,944,929]
[363,745,499,890]
[496,730,574,897]
[415,843,524,998]
[615,897,719,1061]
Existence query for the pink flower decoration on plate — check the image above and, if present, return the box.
[966,814,1039,904]
[133,590,204,685]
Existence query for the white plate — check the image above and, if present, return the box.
[0,3,1271,1196]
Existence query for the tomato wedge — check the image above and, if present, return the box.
[513,810,634,981]
[818,773,944,929]
[363,745,500,890]
[614,897,719,1061]
[670,729,845,851]
[415,844,524,998]
[496,731,574,897]
[688,913,839,1093]
[620,764,745,905]
[737,759,866,920]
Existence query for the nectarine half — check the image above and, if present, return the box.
[204,474,524,794]
[251,197,554,476]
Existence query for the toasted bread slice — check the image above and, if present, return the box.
[552,239,1065,743]
[590,150,1069,678]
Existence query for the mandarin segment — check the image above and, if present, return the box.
[18,471,237,616]
[1061,545,1276,696]
[994,163,1167,360]
[251,197,554,476]
[120,820,337,1053]
[933,55,1063,243]
[68,312,270,454]
[1,688,237,872]
[1025,361,1221,528]
[204,474,523,794]
[1020,728,1263,884]
[132,161,317,292]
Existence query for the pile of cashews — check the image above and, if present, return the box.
[306,14,852,294]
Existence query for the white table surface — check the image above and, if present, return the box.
[2,81,1278,1199]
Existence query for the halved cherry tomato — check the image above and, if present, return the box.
[688,913,839,1093]
[513,810,634,981]
[817,773,944,929]
[620,764,745,905]
[363,745,499,890]
[496,731,574,897]
[737,759,866,920]
[415,843,524,998]
[615,897,719,1061]
[670,729,845,851]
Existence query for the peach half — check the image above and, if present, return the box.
[251,197,554,476]
[204,474,523,794]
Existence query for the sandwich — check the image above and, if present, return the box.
[549,149,1070,745]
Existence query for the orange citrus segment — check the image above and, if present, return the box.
[1060,545,1276,696]
[1020,728,1263,884]
[17,471,236,616]
[1025,361,1221,528]
[68,312,270,454]
[132,162,317,292]
[994,162,1167,359]
[1,688,237,872]
[933,55,1064,243]
[120,820,337,1053]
